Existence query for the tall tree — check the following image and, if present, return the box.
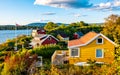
[102,14,120,44]
[44,22,58,31]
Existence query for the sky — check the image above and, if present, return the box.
[0,0,120,25]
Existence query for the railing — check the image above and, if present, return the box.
[51,50,69,65]
[51,51,57,64]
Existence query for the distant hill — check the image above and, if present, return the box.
[27,23,46,27]
[27,22,68,27]
[89,23,104,25]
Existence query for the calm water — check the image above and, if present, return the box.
[0,30,32,43]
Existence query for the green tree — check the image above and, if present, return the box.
[80,21,88,26]
[44,22,58,31]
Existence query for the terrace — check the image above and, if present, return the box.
[51,50,69,65]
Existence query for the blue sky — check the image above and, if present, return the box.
[0,0,120,25]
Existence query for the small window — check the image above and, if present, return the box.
[70,48,79,57]
[96,38,103,44]
[96,49,103,58]
[48,37,51,40]
[41,30,44,32]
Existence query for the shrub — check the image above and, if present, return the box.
[31,44,60,59]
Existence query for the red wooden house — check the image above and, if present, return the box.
[73,32,83,39]
[32,28,46,37]
[30,35,59,47]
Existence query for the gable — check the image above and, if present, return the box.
[40,35,59,44]
[68,32,116,48]
[41,36,58,45]
[85,35,115,47]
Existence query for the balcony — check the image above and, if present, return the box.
[51,50,69,65]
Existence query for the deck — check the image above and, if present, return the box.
[51,50,69,65]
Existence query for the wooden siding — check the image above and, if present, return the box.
[42,36,58,45]
[69,36,115,64]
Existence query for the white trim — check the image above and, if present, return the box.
[70,48,80,57]
[68,33,116,48]
[96,37,104,44]
[95,49,104,58]
[99,33,116,45]
[40,35,59,44]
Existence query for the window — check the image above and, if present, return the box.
[70,48,79,57]
[41,30,44,32]
[48,37,51,40]
[96,49,104,58]
[96,38,103,44]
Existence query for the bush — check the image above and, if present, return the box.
[31,44,60,59]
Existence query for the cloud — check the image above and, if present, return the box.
[93,0,120,11]
[34,0,93,8]
[74,13,87,17]
[74,14,81,17]
[40,19,51,22]
[114,0,120,6]
[42,12,56,15]
[99,2,111,9]
[34,0,120,11]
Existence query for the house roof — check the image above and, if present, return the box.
[37,28,46,34]
[40,35,59,44]
[68,32,116,48]
[30,34,59,46]
[75,32,83,36]
[58,33,68,38]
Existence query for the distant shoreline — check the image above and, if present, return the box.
[0,30,32,43]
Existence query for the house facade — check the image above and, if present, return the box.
[30,35,59,47]
[68,32,116,64]
[32,28,46,37]
[52,32,116,65]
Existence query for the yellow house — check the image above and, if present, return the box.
[51,32,116,66]
[68,32,116,65]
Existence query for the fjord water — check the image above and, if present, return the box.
[0,30,32,44]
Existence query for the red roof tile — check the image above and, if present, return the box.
[68,32,98,47]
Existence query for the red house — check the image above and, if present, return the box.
[30,35,59,47]
[32,28,46,37]
[73,32,83,39]
[37,28,46,34]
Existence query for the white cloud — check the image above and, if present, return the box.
[74,14,81,17]
[99,2,111,9]
[114,0,120,6]
[93,0,120,11]
[34,0,92,8]
[40,19,51,22]
[42,12,56,15]
[73,13,87,17]
[34,0,120,11]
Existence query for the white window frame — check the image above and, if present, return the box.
[70,48,80,57]
[96,38,104,44]
[95,49,104,58]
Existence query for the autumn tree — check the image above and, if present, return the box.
[1,50,38,75]
[102,14,120,44]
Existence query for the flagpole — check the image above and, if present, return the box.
[14,23,17,51]
[27,25,28,36]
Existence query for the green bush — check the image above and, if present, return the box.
[31,44,60,59]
